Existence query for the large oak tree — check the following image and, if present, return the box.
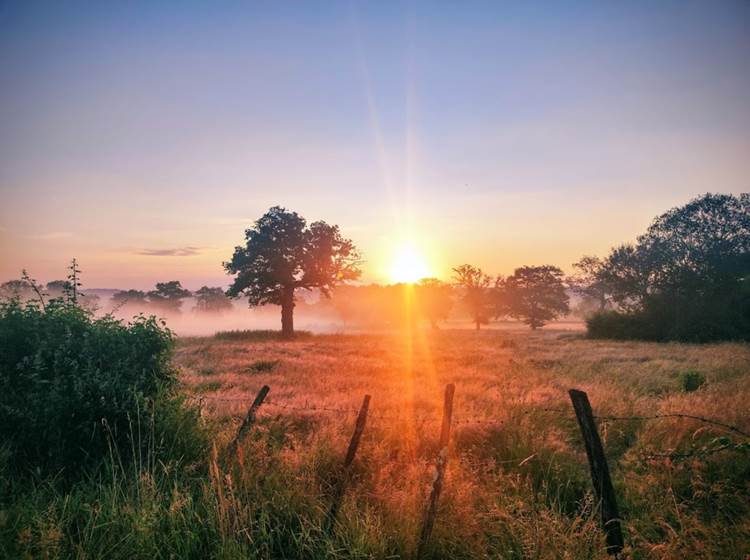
[225,206,361,337]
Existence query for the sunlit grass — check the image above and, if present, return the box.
[4,329,749,558]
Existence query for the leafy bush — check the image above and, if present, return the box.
[681,370,707,393]
[0,297,178,476]
[586,310,656,340]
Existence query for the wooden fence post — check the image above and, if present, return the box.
[231,385,270,450]
[416,383,455,558]
[568,389,624,555]
[325,394,371,531]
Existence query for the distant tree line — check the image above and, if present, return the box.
[1,278,234,315]
[3,193,745,341]
[221,195,747,340]
[110,281,233,314]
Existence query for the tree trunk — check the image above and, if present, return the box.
[280,287,295,338]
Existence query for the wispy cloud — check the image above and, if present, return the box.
[137,246,202,257]
[28,231,73,240]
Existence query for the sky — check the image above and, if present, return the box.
[1,1,748,289]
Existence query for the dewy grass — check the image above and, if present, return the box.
[4,329,750,558]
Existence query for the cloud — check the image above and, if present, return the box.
[137,246,202,257]
[28,231,73,240]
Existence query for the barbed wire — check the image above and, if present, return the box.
[187,393,750,469]
[593,413,750,439]
[190,394,573,425]
[191,394,750,466]
[187,392,749,441]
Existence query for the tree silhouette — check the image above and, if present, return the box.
[194,286,233,313]
[415,278,453,329]
[452,264,493,330]
[111,289,148,307]
[225,206,361,337]
[0,280,32,301]
[147,281,191,313]
[569,256,611,315]
[46,280,72,296]
[588,193,750,341]
[503,265,569,329]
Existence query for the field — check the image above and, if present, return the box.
[174,328,750,559]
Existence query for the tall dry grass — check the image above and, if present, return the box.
[4,329,748,558]
[175,329,750,558]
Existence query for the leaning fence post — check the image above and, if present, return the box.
[568,389,624,555]
[231,385,270,450]
[325,394,371,532]
[416,383,455,558]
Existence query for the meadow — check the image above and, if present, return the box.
[172,328,750,559]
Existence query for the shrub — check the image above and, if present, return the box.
[0,297,178,476]
[681,370,707,393]
[246,359,280,373]
[585,310,655,340]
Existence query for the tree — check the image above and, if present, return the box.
[194,286,233,313]
[147,281,191,313]
[503,265,570,329]
[111,289,148,310]
[569,256,611,315]
[588,193,750,341]
[415,278,453,329]
[225,206,361,337]
[0,279,32,301]
[452,264,493,330]
[46,280,72,297]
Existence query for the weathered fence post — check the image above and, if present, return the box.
[325,394,371,531]
[416,383,455,558]
[231,385,270,450]
[568,389,624,555]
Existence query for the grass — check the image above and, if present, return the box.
[4,328,750,558]
[213,329,314,342]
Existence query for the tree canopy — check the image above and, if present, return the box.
[584,193,750,341]
[452,264,493,330]
[415,278,453,329]
[111,289,148,305]
[194,286,233,313]
[225,206,360,336]
[147,281,191,313]
[502,266,570,329]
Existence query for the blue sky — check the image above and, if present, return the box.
[1,1,748,288]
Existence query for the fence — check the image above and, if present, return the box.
[191,385,749,558]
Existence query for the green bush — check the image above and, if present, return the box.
[585,301,750,343]
[0,297,178,476]
[681,370,707,392]
[585,310,655,340]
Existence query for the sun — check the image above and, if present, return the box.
[389,243,431,284]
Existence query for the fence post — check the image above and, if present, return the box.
[231,385,270,450]
[325,394,371,531]
[568,389,624,555]
[416,383,455,558]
